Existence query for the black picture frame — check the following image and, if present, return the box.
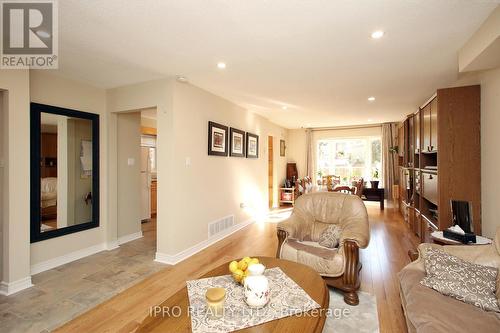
[229,128,246,157]
[246,132,259,158]
[208,121,228,156]
[280,139,286,156]
[30,103,100,243]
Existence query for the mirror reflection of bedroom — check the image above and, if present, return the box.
[40,113,93,232]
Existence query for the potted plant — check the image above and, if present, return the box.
[317,170,323,186]
[370,168,380,189]
[389,146,399,154]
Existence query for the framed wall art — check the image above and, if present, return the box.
[230,128,246,157]
[208,121,228,156]
[280,139,286,156]
[246,132,259,158]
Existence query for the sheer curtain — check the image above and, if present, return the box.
[382,123,398,199]
[305,129,313,178]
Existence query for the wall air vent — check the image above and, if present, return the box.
[208,215,235,238]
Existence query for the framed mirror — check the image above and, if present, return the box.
[30,103,99,243]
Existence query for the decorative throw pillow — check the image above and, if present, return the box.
[420,247,499,312]
[318,224,342,248]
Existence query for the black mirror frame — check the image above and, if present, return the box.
[30,103,100,243]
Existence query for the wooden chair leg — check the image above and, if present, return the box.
[343,290,359,306]
[322,241,362,306]
[342,240,361,305]
[276,229,288,258]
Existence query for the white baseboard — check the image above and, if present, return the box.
[106,240,120,250]
[0,276,33,296]
[155,218,254,265]
[118,231,143,245]
[30,231,143,276]
[30,242,107,275]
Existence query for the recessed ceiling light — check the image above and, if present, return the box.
[217,62,226,69]
[367,119,374,122]
[176,75,188,83]
[281,106,288,110]
[368,96,376,102]
[36,30,50,38]
[371,30,384,39]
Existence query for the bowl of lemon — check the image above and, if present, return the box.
[228,257,260,284]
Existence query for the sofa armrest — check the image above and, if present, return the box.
[276,213,305,239]
[340,213,370,249]
[419,242,500,268]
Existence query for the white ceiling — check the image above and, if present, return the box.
[57,0,498,128]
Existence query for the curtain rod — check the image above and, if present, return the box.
[309,123,383,132]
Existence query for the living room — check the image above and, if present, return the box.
[1,1,500,332]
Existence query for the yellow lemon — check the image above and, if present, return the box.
[242,256,252,264]
[237,260,248,271]
[228,261,238,273]
[250,258,259,265]
[232,269,244,282]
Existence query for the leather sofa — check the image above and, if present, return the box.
[398,228,500,332]
[276,192,370,305]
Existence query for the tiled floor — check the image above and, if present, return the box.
[0,219,167,333]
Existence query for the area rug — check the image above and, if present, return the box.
[323,289,379,333]
[264,210,292,223]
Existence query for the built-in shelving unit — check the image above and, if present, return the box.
[397,85,481,242]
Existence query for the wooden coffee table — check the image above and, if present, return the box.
[137,257,329,332]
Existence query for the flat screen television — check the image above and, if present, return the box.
[450,200,473,234]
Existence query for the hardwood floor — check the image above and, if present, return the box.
[55,201,419,333]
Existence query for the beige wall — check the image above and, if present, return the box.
[0,92,4,281]
[106,78,174,255]
[107,79,287,256]
[29,71,109,266]
[166,82,287,254]
[0,70,31,286]
[478,68,500,237]
[117,112,142,238]
[286,129,307,178]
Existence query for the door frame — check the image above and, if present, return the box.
[268,136,274,209]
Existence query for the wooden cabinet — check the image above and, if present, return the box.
[422,97,438,152]
[151,180,157,216]
[398,85,481,240]
[430,97,438,151]
[422,171,438,206]
[422,104,431,152]
[414,210,422,239]
[398,125,405,158]
[422,215,437,243]
[414,110,420,154]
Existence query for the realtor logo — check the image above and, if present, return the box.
[1,0,58,68]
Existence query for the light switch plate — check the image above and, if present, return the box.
[127,158,135,166]
[185,157,191,166]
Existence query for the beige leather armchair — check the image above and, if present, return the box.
[276,192,370,305]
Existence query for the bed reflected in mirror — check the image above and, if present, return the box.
[31,103,99,242]
[40,113,93,232]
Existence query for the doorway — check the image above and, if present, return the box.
[140,108,157,221]
[268,136,274,209]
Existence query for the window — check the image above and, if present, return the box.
[317,137,382,184]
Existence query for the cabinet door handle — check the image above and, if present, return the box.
[430,145,434,151]
[429,175,433,180]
